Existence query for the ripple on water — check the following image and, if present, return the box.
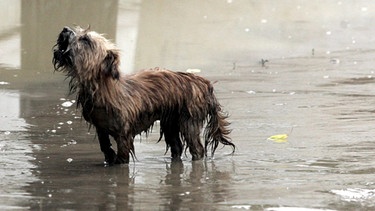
[0,91,39,209]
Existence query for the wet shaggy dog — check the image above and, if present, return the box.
[53,26,235,165]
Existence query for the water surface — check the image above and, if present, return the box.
[1,1,375,210]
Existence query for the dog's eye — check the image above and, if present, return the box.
[79,36,89,42]
[79,35,92,46]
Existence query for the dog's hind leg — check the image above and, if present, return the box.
[96,128,117,165]
[181,122,204,161]
[161,119,183,161]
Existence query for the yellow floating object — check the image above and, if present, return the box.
[267,134,288,143]
[268,134,288,140]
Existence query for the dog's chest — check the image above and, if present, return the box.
[82,105,121,133]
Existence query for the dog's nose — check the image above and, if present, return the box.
[62,26,72,33]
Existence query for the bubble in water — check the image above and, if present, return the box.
[61,101,74,107]
[68,140,77,145]
[232,205,251,210]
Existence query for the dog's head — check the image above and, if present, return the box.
[53,26,120,80]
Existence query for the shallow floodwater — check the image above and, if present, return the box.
[1,1,375,210]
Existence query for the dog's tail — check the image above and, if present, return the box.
[204,91,235,157]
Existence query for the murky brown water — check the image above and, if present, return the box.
[1,1,375,210]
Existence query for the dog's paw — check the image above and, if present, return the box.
[104,160,114,166]
[103,149,117,166]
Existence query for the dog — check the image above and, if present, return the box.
[53,26,234,165]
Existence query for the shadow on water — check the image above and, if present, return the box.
[2,0,375,210]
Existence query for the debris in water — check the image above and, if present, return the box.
[260,59,269,67]
[267,128,293,143]
[186,69,201,73]
[247,90,256,94]
[68,140,77,145]
[330,58,340,64]
[67,158,73,163]
[232,205,251,210]
[267,134,288,143]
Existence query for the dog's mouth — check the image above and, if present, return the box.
[53,27,76,70]
[56,27,76,53]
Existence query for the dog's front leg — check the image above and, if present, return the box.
[114,135,133,164]
[96,128,117,165]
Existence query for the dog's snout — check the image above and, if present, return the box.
[62,26,72,33]
[61,27,76,38]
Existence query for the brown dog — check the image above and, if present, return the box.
[53,26,234,165]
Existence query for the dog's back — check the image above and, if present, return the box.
[123,68,212,117]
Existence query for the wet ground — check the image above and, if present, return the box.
[1,1,375,210]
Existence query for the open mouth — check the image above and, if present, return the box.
[53,27,77,69]
[57,27,76,53]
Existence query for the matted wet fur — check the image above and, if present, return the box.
[53,26,235,165]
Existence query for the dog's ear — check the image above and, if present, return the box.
[102,50,120,80]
